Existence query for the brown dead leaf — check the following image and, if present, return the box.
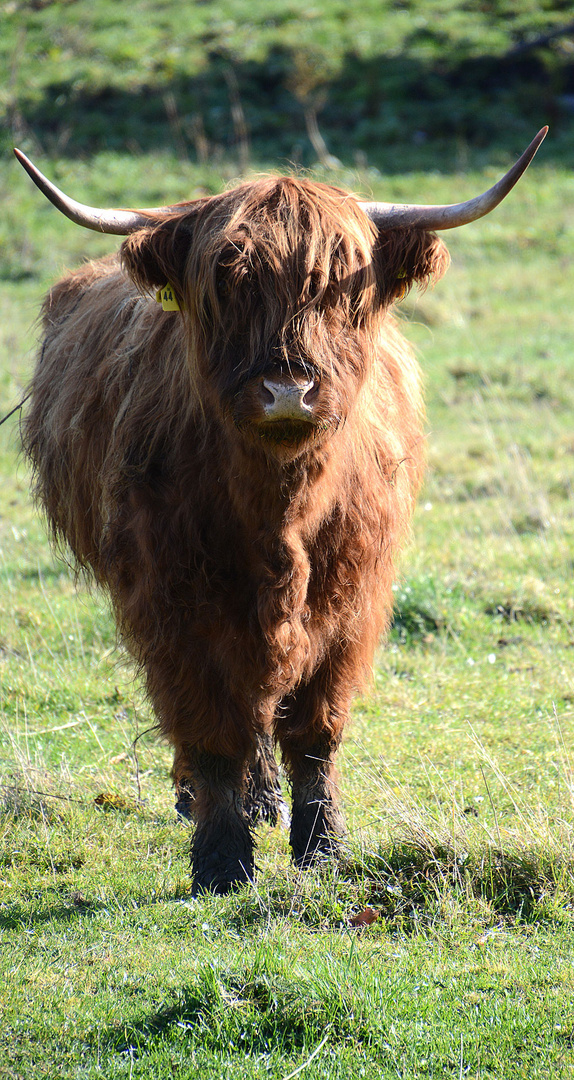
[348,906,380,928]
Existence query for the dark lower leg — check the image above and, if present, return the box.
[172,746,195,821]
[278,659,351,868]
[174,779,194,821]
[284,742,346,867]
[177,749,254,895]
[243,731,288,827]
[175,734,288,829]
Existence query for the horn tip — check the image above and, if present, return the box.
[526,126,548,162]
[13,147,33,170]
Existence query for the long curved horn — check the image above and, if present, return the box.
[13,148,181,234]
[359,127,548,231]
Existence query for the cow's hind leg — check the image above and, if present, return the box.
[173,777,195,823]
[243,732,289,828]
[173,733,287,829]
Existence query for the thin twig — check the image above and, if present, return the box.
[0,392,32,428]
[0,784,86,805]
[281,1029,331,1080]
[19,718,85,737]
[479,764,503,854]
[132,707,143,805]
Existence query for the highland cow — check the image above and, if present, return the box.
[15,131,546,894]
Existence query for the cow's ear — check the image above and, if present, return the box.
[374,229,450,303]
[120,215,192,296]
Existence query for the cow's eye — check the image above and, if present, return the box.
[308,270,324,301]
[217,274,231,297]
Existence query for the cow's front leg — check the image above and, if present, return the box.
[285,738,346,867]
[181,749,254,895]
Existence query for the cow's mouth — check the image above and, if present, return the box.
[255,419,324,447]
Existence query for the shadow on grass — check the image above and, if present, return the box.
[108,987,210,1055]
[339,838,574,924]
[222,836,574,933]
[0,898,109,930]
[0,887,193,930]
[101,967,341,1058]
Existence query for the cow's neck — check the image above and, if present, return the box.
[215,422,354,693]
[222,425,350,541]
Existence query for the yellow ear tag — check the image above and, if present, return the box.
[396,267,408,300]
[155,283,180,311]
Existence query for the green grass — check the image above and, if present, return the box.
[2,149,574,1077]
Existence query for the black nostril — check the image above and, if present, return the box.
[302,380,319,407]
[260,380,276,406]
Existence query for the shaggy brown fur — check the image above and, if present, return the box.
[23,176,449,893]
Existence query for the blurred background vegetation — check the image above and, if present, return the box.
[2,0,574,172]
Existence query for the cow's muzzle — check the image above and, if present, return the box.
[232,368,330,455]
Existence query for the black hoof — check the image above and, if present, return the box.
[191,860,253,897]
[292,834,344,869]
[290,802,346,868]
[191,854,254,896]
[244,784,290,828]
[190,812,254,895]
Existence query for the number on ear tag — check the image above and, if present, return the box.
[155,284,180,311]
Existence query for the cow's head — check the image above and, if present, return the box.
[118,177,451,459]
[15,130,547,461]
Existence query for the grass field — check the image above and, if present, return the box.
[1,147,574,1078]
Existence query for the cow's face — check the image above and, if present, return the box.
[196,221,377,460]
[122,178,449,461]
